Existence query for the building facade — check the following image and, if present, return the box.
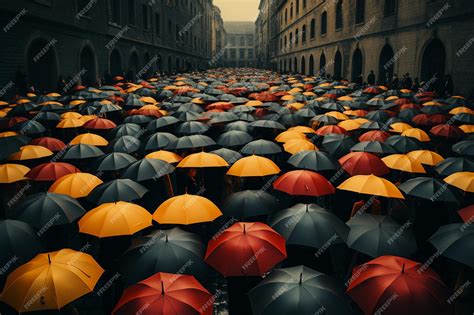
[0,0,222,97]
[257,0,474,96]
[210,5,227,68]
[223,22,257,68]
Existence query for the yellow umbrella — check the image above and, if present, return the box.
[79,115,97,123]
[56,118,85,129]
[0,131,19,138]
[246,100,263,107]
[338,96,353,101]
[281,95,295,101]
[406,150,444,166]
[382,154,426,173]
[69,100,86,106]
[390,122,413,133]
[444,172,474,192]
[0,164,30,183]
[287,102,305,110]
[275,130,307,143]
[191,98,205,105]
[61,112,82,119]
[16,99,31,104]
[423,101,442,106]
[283,139,317,155]
[338,174,405,199]
[401,128,431,142]
[177,152,229,168]
[145,150,183,163]
[459,125,474,133]
[70,133,109,146]
[0,249,103,313]
[0,111,7,118]
[227,155,280,177]
[288,88,303,94]
[326,111,349,121]
[400,89,412,94]
[288,126,316,134]
[385,96,399,101]
[49,173,103,198]
[79,202,152,237]
[303,91,316,97]
[153,194,222,224]
[46,92,61,97]
[449,107,474,115]
[9,145,53,161]
[140,97,158,104]
[338,119,362,131]
[0,101,9,106]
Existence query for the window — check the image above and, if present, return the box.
[355,0,365,24]
[239,36,245,46]
[142,5,149,29]
[230,49,236,59]
[310,19,316,38]
[155,13,160,35]
[289,32,293,48]
[290,2,293,19]
[295,28,299,46]
[110,0,120,24]
[335,1,343,30]
[302,25,307,43]
[384,0,397,16]
[128,0,135,25]
[240,49,245,58]
[284,36,287,50]
[321,12,327,35]
[296,0,299,15]
[303,0,307,9]
[248,49,254,59]
[285,9,288,23]
[230,37,236,46]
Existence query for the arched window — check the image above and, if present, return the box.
[319,53,326,76]
[321,12,327,35]
[355,0,365,24]
[384,0,397,16]
[289,32,293,48]
[301,56,306,74]
[303,0,307,9]
[295,28,299,46]
[285,9,288,23]
[309,54,314,75]
[335,0,343,30]
[310,19,316,39]
[290,2,293,19]
[302,25,307,43]
[334,50,342,79]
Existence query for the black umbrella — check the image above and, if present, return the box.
[120,227,208,284]
[62,144,104,160]
[241,139,282,155]
[11,192,86,228]
[453,113,474,124]
[269,203,348,249]
[399,177,459,203]
[109,123,142,138]
[14,120,46,135]
[88,179,148,204]
[95,152,137,171]
[351,141,396,155]
[217,130,253,147]
[385,135,424,153]
[176,121,209,135]
[429,224,474,268]
[0,135,31,160]
[453,140,474,157]
[222,190,279,219]
[93,104,122,115]
[311,115,338,125]
[435,157,474,176]
[231,105,255,113]
[144,132,179,151]
[166,134,216,150]
[146,116,180,132]
[124,115,154,125]
[235,113,256,122]
[288,150,339,171]
[279,114,303,127]
[210,148,243,165]
[224,121,250,132]
[359,121,385,130]
[321,134,356,158]
[209,112,240,124]
[346,213,417,258]
[399,108,421,123]
[248,265,355,315]
[250,120,286,130]
[34,111,61,122]
[172,110,201,122]
[122,158,174,182]
[364,110,391,123]
[108,135,141,153]
[0,219,44,275]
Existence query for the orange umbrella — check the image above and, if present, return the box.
[153,194,222,224]
[145,150,183,163]
[9,145,54,161]
[283,139,317,155]
[0,164,30,183]
[227,155,280,177]
[177,152,229,168]
[402,128,431,142]
[338,174,404,199]
[49,173,103,198]
[444,172,474,192]
[382,154,426,173]
[56,118,85,129]
[70,133,109,146]
[407,150,444,166]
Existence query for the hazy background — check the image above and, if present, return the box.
[213,0,260,21]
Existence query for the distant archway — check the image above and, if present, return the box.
[301,56,306,74]
[420,38,446,83]
[352,48,363,82]
[319,53,326,76]
[309,55,314,75]
[378,44,394,85]
[334,50,342,80]
[128,51,139,81]
[110,49,122,77]
[80,46,97,86]
[27,38,58,93]
[167,56,172,73]
[294,57,298,73]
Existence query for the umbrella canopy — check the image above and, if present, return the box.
[217,130,253,147]
[406,150,444,166]
[210,148,242,164]
[177,151,228,168]
[458,204,474,223]
[347,255,452,315]
[26,162,80,181]
[227,155,280,177]
[112,272,213,315]
[382,154,426,173]
[153,194,222,225]
[12,192,86,228]
[429,223,474,268]
[0,163,30,183]
[453,140,474,157]
[385,135,423,153]
[249,265,355,315]
[9,145,54,161]
[283,139,317,155]
[62,144,104,160]
[288,150,339,172]
[273,170,335,196]
[339,152,390,176]
[269,203,348,248]
[145,132,179,151]
[346,213,417,257]
[0,249,104,312]
[205,222,287,276]
[79,201,152,237]
[108,135,141,153]
[338,174,404,198]
[146,150,183,163]
[399,177,459,202]
[351,141,396,155]
[222,190,280,219]
[242,139,282,155]
[321,134,356,158]
[88,179,149,204]
[49,173,103,198]
[70,133,108,146]
[122,158,174,182]
[166,134,216,150]
[444,171,474,192]
[95,152,137,171]
[120,228,208,284]
[435,157,474,176]
[30,137,67,152]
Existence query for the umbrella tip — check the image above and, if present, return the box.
[401,263,405,274]
[161,281,165,295]
[48,254,51,264]
[243,224,246,234]
[165,234,168,242]
[306,204,309,212]
[299,272,303,285]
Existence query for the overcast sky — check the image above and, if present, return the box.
[213,0,260,21]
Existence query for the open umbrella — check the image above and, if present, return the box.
[249,266,355,315]
[227,155,280,177]
[145,132,179,151]
[444,171,474,192]
[166,134,216,150]
[49,173,103,198]
[0,164,30,183]
[112,272,213,315]
[406,150,444,166]
[9,145,54,161]
[26,162,80,181]
[153,194,222,225]
[30,137,67,152]
[338,174,404,199]
[269,203,348,248]
[62,144,104,160]
[146,150,183,164]
[458,204,474,223]
[79,201,152,237]
[217,130,253,147]
[205,222,287,276]
[273,170,335,196]
[435,157,474,176]
[321,134,356,158]
[70,133,108,146]
[351,141,396,155]
[382,154,426,173]
[339,152,390,176]
[177,152,228,168]
[88,179,148,204]
[242,139,282,155]
[288,150,339,172]
[347,255,452,315]
[108,135,141,153]
[283,139,317,155]
[122,158,174,182]
[222,190,280,219]
[211,148,242,165]
[429,223,474,268]
[0,249,104,313]
[95,152,137,171]
[453,140,474,157]
[399,177,459,202]
[385,135,423,153]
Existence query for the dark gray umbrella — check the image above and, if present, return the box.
[210,148,242,164]
[222,190,279,219]
[399,177,459,203]
[176,121,209,135]
[217,130,253,147]
[224,120,250,132]
[435,157,474,176]
[88,179,148,204]
[62,144,104,160]
[385,135,424,153]
[288,150,339,171]
[95,152,137,171]
[250,120,286,130]
[351,141,396,155]
[146,116,180,132]
[122,158,174,182]
[108,135,141,153]
[144,132,179,151]
[109,123,142,138]
[166,134,216,150]
[241,139,282,155]
[321,134,356,158]
[429,224,474,268]
[453,140,474,157]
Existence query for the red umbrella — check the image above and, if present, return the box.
[4,117,28,128]
[130,108,163,118]
[358,131,390,142]
[205,102,233,111]
[26,162,80,181]
[30,137,67,152]
[339,152,390,176]
[363,86,382,94]
[429,114,450,125]
[315,125,349,136]
[430,124,465,138]
[255,92,278,102]
[273,170,335,196]
[412,114,434,126]
[394,98,412,105]
[205,222,287,277]
[347,255,452,315]
[400,103,421,110]
[458,204,474,222]
[350,110,368,117]
[112,272,213,315]
[83,118,117,129]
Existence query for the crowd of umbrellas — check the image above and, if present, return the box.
[0,68,473,315]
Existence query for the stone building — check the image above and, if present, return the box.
[223,21,257,68]
[0,0,222,97]
[210,5,227,68]
[257,0,474,96]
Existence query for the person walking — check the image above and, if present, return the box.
[367,70,376,85]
